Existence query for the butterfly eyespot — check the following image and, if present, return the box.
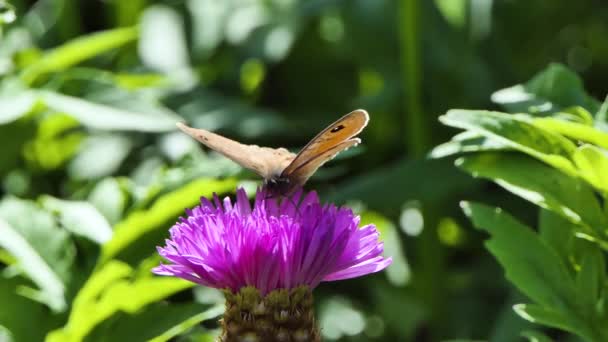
[330,125,345,133]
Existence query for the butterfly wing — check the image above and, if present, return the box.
[286,139,361,187]
[281,109,369,186]
[176,122,295,179]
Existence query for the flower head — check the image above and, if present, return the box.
[153,187,391,294]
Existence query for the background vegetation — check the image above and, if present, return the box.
[1,0,608,341]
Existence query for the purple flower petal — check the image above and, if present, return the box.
[153,187,391,294]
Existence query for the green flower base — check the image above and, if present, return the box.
[219,286,321,342]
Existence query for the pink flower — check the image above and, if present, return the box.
[153,187,391,295]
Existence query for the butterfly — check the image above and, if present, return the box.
[176,109,369,197]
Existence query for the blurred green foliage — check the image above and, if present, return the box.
[436,64,608,341]
[0,0,607,341]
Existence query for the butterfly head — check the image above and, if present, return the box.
[264,176,292,199]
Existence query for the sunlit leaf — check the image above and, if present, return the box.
[20,27,138,85]
[0,198,72,312]
[434,0,466,28]
[88,178,127,225]
[440,110,578,176]
[39,90,181,132]
[46,260,193,342]
[457,153,607,238]
[87,296,222,341]
[532,117,608,150]
[100,178,238,263]
[187,0,227,56]
[429,131,510,158]
[0,90,37,125]
[113,73,167,90]
[67,134,132,180]
[22,113,84,171]
[148,304,223,342]
[0,1,16,24]
[572,144,608,194]
[40,196,113,244]
[139,5,189,72]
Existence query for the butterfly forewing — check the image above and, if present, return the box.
[287,139,361,187]
[280,109,369,179]
[176,122,295,179]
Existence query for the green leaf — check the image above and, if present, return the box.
[22,113,84,171]
[457,153,606,239]
[88,178,127,225]
[0,89,37,125]
[575,243,605,309]
[0,275,57,342]
[39,90,181,132]
[100,178,238,263]
[46,260,194,342]
[139,5,189,72]
[489,292,536,342]
[86,303,220,341]
[513,304,595,341]
[526,64,598,111]
[20,27,138,85]
[186,0,227,57]
[0,1,16,25]
[0,118,36,176]
[86,303,221,342]
[40,196,113,244]
[439,110,578,175]
[461,202,576,310]
[113,73,167,90]
[492,63,600,114]
[520,330,556,342]
[148,304,223,342]
[552,106,595,125]
[67,135,133,180]
[0,198,72,312]
[538,209,576,273]
[434,0,467,28]
[429,131,510,158]
[572,144,608,194]
[533,117,608,150]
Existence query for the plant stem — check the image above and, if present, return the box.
[399,0,428,156]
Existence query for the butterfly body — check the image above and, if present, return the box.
[177,109,369,196]
[264,176,292,198]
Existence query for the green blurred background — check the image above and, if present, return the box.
[1,0,607,341]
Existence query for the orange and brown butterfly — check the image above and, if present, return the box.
[176,109,369,197]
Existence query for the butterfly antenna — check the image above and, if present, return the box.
[288,194,303,219]
[271,192,302,219]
